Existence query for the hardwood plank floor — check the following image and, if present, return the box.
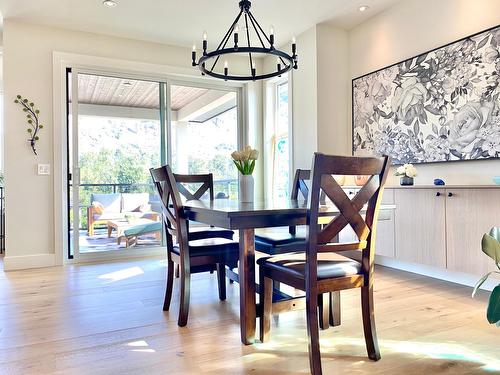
[0,257,498,374]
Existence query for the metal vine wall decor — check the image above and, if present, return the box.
[14,95,43,155]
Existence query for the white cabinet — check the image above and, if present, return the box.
[375,188,395,258]
[394,188,447,268]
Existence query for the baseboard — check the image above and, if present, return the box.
[345,251,498,292]
[3,253,57,271]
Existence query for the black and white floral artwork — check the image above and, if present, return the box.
[352,25,500,164]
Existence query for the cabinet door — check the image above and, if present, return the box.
[394,189,446,267]
[446,188,500,276]
[375,188,395,258]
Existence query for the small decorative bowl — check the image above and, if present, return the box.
[493,176,500,185]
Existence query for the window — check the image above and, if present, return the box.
[265,77,292,200]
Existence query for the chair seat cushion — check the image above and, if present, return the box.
[257,252,361,280]
[255,227,306,255]
[173,237,239,258]
[188,226,234,241]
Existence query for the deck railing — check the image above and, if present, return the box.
[71,180,238,230]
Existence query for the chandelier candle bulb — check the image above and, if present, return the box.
[234,25,239,48]
[191,45,197,66]
[291,37,297,56]
[277,58,281,75]
[202,31,208,53]
[269,26,274,46]
[251,61,256,78]
[224,61,229,80]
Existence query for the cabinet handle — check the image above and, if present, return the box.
[436,192,441,197]
[448,192,453,197]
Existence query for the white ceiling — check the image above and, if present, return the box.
[0,0,404,48]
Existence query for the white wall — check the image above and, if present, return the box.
[316,24,350,156]
[2,20,260,270]
[290,26,318,170]
[349,0,500,185]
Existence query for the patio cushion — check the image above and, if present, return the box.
[91,193,121,214]
[122,193,150,213]
[123,221,162,237]
[93,212,126,221]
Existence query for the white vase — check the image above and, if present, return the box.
[239,174,254,203]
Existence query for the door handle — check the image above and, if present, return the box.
[436,192,441,197]
[448,192,453,197]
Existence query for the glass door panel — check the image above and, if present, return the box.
[170,84,239,199]
[69,72,164,258]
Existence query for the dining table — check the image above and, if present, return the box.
[183,197,396,345]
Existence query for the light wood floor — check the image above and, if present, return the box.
[0,257,498,375]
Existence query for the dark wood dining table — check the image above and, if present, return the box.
[183,198,395,345]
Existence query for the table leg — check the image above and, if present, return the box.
[107,225,113,238]
[239,228,256,345]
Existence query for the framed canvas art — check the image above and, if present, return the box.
[352,25,500,164]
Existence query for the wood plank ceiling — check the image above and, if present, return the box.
[75,74,209,110]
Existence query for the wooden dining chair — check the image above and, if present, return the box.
[150,165,240,327]
[254,169,310,255]
[172,172,235,277]
[258,153,390,375]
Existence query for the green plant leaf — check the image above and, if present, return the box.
[486,285,500,325]
[489,227,500,242]
[233,160,244,174]
[249,159,255,174]
[481,233,500,263]
[472,272,494,297]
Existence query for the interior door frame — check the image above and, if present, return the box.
[55,53,246,264]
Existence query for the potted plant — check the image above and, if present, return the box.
[472,227,500,327]
[394,163,417,186]
[231,145,258,203]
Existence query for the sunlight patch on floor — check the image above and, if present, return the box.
[98,266,144,282]
[256,336,500,371]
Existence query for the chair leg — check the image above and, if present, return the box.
[361,285,381,361]
[318,294,329,330]
[175,263,180,278]
[177,263,191,327]
[259,274,273,343]
[229,268,234,284]
[329,291,341,327]
[163,259,175,311]
[216,263,226,301]
[306,290,323,375]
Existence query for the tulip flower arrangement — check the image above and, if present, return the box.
[231,146,259,175]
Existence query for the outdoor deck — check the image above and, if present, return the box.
[71,229,161,254]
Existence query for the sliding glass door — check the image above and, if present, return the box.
[67,72,241,261]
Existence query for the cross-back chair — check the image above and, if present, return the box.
[258,153,390,375]
[172,172,235,277]
[254,169,310,255]
[150,165,239,327]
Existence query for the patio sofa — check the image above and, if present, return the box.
[87,193,158,236]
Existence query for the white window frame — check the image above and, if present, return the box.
[263,74,293,201]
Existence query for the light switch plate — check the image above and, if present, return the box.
[37,164,50,175]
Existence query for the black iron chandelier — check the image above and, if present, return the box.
[191,0,298,81]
